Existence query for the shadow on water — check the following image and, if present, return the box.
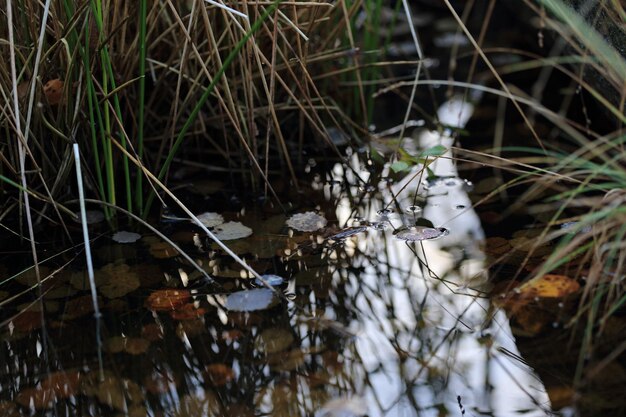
[0,100,567,417]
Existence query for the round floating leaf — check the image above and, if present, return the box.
[286,212,327,232]
[195,212,224,228]
[112,231,142,243]
[213,221,253,240]
[393,226,449,241]
[225,288,277,312]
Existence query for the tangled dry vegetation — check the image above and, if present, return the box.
[1,0,398,221]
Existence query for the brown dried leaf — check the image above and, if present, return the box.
[43,79,64,105]
[145,289,191,311]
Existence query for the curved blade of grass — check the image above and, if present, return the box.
[539,0,626,84]
[135,0,148,213]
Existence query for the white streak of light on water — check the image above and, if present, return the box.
[330,98,552,417]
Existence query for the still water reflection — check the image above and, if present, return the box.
[0,101,554,416]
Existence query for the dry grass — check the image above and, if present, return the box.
[1,0,403,224]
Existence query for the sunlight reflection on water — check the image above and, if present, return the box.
[329,98,552,417]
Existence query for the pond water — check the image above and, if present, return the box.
[1,98,597,417]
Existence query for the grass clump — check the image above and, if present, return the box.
[434,0,625,372]
[1,0,407,225]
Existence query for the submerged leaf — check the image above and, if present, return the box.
[97,264,141,298]
[255,327,294,354]
[112,231,141,243]
[225,288,276,312]
[73,210,105,225]
[286,211,327,232]
[206,364,235,386]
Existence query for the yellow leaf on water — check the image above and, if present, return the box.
[518,274,580,298]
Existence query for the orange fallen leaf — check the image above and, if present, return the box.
[145,289,190,311]
[517,274,580,298]
[43,79,64,105]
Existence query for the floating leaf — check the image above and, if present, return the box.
[421,144,448,157]
[254,274,285,287]
[286,212,327,232]
[195,212,224,228]
[213,221,253,240]
[393,226,449,241]
[327,226,368,241]
[224,288,277,312]
[43,78,64,105]
[145,289,191,311]
[390,161,410,173]
[517,274,580,298]
[112,231,141,243]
